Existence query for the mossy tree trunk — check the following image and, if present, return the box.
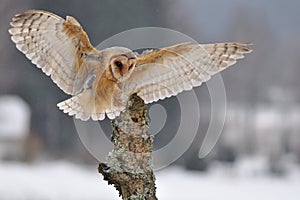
[98,94,157,200]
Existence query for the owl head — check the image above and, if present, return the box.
[104,47,137,82]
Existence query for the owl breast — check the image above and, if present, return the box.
[93,68,125,118]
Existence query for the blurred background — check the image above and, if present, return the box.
[0,0,300,199]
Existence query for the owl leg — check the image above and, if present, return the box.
[109,88,128,119]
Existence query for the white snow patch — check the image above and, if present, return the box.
[0,95,31,139]
[0,161,119,200]
[0,160,299,200]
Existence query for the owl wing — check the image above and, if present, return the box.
[9,10,101,95]
[125,43,252,104]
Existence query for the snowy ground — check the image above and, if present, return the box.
[0,159,300,200]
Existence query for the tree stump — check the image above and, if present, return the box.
[98,94,157,200]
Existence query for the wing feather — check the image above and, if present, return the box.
[9,10,102,95]
[126,43,252,103]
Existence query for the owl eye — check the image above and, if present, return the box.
[114,61,123,70]
[128,63,134,70]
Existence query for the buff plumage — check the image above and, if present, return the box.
[9,10,252,121]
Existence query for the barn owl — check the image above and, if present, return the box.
[9,10,252,121]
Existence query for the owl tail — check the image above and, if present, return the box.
[57,89,105,121]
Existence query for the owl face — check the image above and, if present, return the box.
[110,52,137,82]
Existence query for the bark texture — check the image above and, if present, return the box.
[98,94,157,200]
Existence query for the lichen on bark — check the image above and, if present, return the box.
[98,94,157,200]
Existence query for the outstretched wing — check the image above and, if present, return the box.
[9,10,102,95]
[125,43,252,104]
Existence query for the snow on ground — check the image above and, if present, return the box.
[0,161,119,200]
[0,160,300,200]
[157,167,300,200]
